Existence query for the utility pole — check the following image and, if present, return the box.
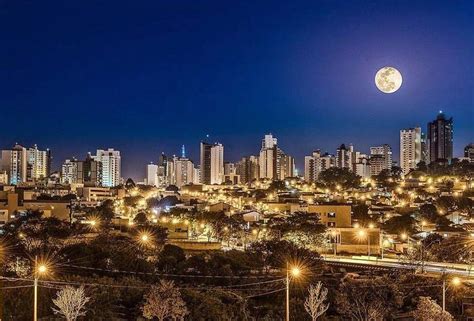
[442,279,446,312]
[286,262,290,321]
[33,256,38,321]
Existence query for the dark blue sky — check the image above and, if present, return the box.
[1,0,473,179]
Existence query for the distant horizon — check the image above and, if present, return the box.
[0,110,469,181]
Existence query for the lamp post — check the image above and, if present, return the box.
[286,263,301,321]
[34,257,47,321]
[443,277,461,311]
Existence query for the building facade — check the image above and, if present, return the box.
[427,112,454,164]
[93,149,121,187]
[400,127,422,176]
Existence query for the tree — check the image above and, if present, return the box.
[412,296,453,321]
[304,282,329,320]
[52,286,90,321]
[336,277,402,321]
[125,178,136,189]
[142,280,188,321]
[352,204,371,225]
[134,212,148,224]
[269,212,327,249]
[318,167,361,189]
[383,214,418,234]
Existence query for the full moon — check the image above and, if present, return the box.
[375,67,402,93]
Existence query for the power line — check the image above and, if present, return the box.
[59,263,279,279]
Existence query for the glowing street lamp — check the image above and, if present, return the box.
[356,229,371,256]
[442,277,461,311]
[286,263,302,321]
[34,257,49,321]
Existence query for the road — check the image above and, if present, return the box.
[322,255,474,279]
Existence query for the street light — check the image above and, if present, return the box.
[357,230,370,256]
[421,220,427,232]
[442,277,461,311]
[286,263,302,321]
[34,257,48,321]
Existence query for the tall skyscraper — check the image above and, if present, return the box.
[210,143,224,184]
[427,111,454,164]
[200,142,224,184]
[93,148,121,187]
[400,127,422,175]
[336,144,352,169]
[258,134,294,180]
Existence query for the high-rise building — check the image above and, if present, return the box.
[0,170,8,185]
[258,134,294,180]
[370,144,393,171]
[61,153,102,186]
[427,111,454,163]
[26,144,51,182]
[262,134,277,149]
[304,150,335,182]
[464,143,474,163]
[200,142,224,184]
[279,154,295,179]
[224,162,236,175]
[236,156,259,184]
[146,163,159,186]
[210,143,224,184]
[157,152,169,187]
[336,144,352,169]
[200,142,212,184]
[1,144,27,185]
[354,155,371,179]
[369,155,386,176]
[174,156,195,187]
[1,144,51,185]
[400,127,422,175]
[93,148,121,187]
[61,158,79,184]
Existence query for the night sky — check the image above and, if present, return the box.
[1,1,472,179]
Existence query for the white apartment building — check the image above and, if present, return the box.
[61,158,78,184]
[400,127,422,175]
[175,157,195,187]
[210,143,224,184]
[304,150,335,182]
[27,144,50,181]
[146,163,159,186]
[93,149,121,187]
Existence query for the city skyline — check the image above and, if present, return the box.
[1,1,472,179]
[0,111,468,180]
